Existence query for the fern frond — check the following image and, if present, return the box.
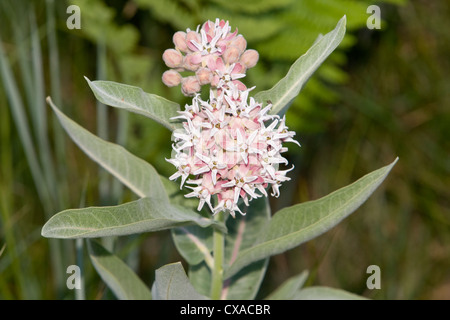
[135,0,196,29]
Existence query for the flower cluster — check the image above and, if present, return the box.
[162,19,259,96]
[164,20,299,217]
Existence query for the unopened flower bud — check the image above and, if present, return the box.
[163,49,183,68]
[195,68,213,85]
[162,70,182,87]
[223,46,241,65]
[240,49,259,69]
[173,31,188,52]
[183,53,201,71]
[231,35,247,53]
[181,76,201,96]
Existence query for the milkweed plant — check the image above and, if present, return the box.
[42,16,398,300]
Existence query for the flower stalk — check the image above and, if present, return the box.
[210,211,225,300]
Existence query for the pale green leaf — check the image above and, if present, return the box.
[225,157,398,278]
[265,270,309,300]
[42,197,223,239]
[85,78,182,131]
[294,286,367,300]
[47,97,168,200]
[222,197,271,300]
[188,261,211,297]
[254,15,347,116]
[87,240,152,300]
[172,226,214,267]
[152,262,209,300]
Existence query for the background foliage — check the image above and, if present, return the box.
[0,0,449,299]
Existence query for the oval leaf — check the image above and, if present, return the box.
[47,97,167,200]
[254,15,347,116]
[87,240,152,300]
[152,262,208,300]
[42,197,224,239]
[85,78,182,131]
[225,157,398,279]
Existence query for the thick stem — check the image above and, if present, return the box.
[210,211,225,300]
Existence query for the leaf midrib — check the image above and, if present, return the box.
[90,79,143,111]
[165,268,176,300]
[44,215,204,238]
[271,29,342,114]
[261,17,346,115]
[87,78,179,131]
[51,103,150,198]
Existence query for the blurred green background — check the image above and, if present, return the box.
[0,0,449,300]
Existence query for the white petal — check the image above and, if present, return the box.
[256,184,268,197]
[211,169,218,185]
[169,171,181,181]
[180,174,189,189]
[195,152,211,163]
[221,180,235,188]
[243,184,258,199]
[193,166,210,175]
[233,187,241,205]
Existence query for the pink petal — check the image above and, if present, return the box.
[232,63,244,74]
[225,28,238,41]
[232,80,247,91]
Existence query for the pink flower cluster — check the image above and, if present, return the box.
[162,19,259,96]
[164,20,299,217]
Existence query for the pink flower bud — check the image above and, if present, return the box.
[183,53,201,71]
[162,49,183,68]
[195,68,213,85]
[162,70,182,87]
[173,31,188,52]
[222,45,241,65]
[240,49,259,69]
[181,76,201,96]
[230,35,247,53]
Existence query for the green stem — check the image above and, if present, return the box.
[210,212,225,300]
[75,238,85,300]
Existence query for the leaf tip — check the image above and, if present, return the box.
[46,96,58,113]
[41,221,51,238]
[388,156,399,172]
[388,156,399,170]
